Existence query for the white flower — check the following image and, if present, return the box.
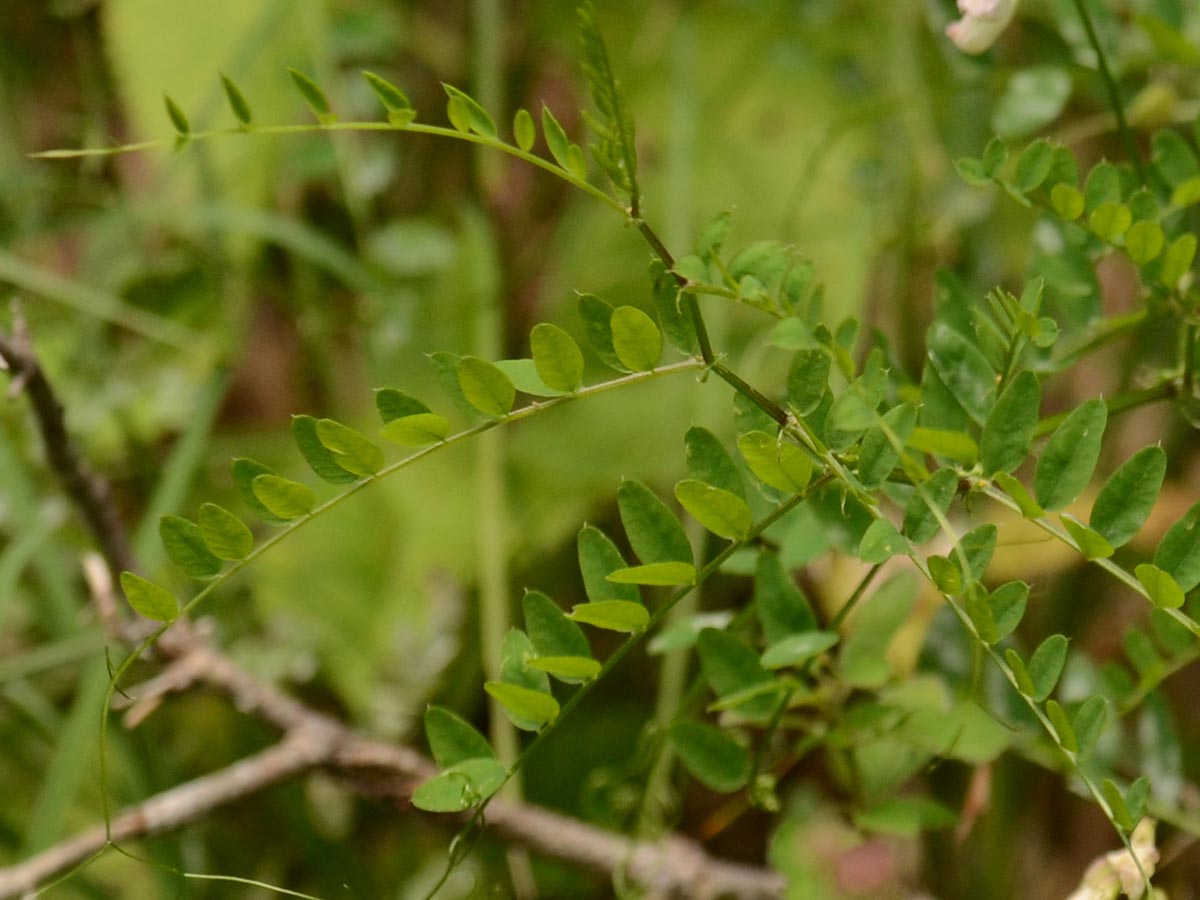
[945,0,1019,54]
[1064,820,1160,900]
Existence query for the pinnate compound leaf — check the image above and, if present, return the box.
[1033,399,1107,511]
[760,631,839,670]
[251,474,316,520]
[530,323,584,392]
[1090,446,1166,548]
[380,413,451,446]
[576,0,638,198]
[231,458,289,525]
[610,306,662,371]
[617,479,692,566]
[606,561,696,585]
[674,479,752,540]
[288,68,333,121]
[220,74,252,126]
[754,552,817,642]
[980,371,1040,475]
[1136,564,1186,609]
[374,388,430,423]
[1027,634,1069,701]
[456,356,516,416]
[292,415,356,484]
[425,706,494,768]
[568,600,649,633]
[523,591,590,661]
[685,427,744,500]
[513,108,535,151]
[197,503,253,561]
[1152,501,1200,592]
[577,525,640,604]
[120,572,178,623]
[668,722,750,793]
[902,468,959,544]
[159,515,222,579]
[577,293,628,371]
[927,322,996,426]
[442,84,496,137]
[1061,514,1114,561]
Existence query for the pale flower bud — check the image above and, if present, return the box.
[945,0,1019,54]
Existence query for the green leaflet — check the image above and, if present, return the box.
[902,468,959,544]
[412,758,506,812]
[1088,446,1165,549]
[858,519,908,564]
[684,427,745,500]
[164,94,189,136]
[1073,696,1109,757]
[374,388,430,423]
[854,798,956,838]
[952,524,998,583]
[1012,139,1053,192]
[456,356,516,416]
[492,359,566,397]
[1084,162,1121,212]
[650,261,698,354]
[523,590,591,681]
[362,70,413,122]
[988,581,1029,642]
[1045,700,1077,752]
[1160,234,1197,285]
[858,404,917,489]
[231,458,289,526]
[287,68,332,121]
[1027,634,1069,701]
[697,628,778,721]
[251,474,316,520]
[577,525,641,604]
[219,74,252,126]
[760,631,839,670]
[1136,564,1186,609]
[737,430,812,493]
[838,573,918,689]
[425,706,494,769]
[753,552,817,643]
[994,471,1044,519]
[568,600,650,633]
[1033,399,1107,511]
[1061,514,1114,561]
[610,306,662,372]
[530,322,584,392]
[787,349,830,416]
[119,572,178,623]
[674,479,752,540]
[541,105,573,170]
[1125,221,1165,265]
[196,503,253,561]
[1089,202,1132,241]
[906,427,979,465]
[617,479,692,565]
[668,722,750,793]
[314,418,384,476]
[926,322,996,426]
[380,413,451,446]
[292,415,357,484]
[513,108,535,151]
[606,561,696,585]
[980,371,1040,475]
[577,293,629,372]
[525,656,600,681]
[159,515,222,579]
[442,84,496,137]
[928,555,962,594]
[1152,501,1200,592]
[494,630,553,731]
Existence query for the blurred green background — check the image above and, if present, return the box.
[2,0,1200,897]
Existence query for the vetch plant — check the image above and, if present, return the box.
[4,0,1200,897]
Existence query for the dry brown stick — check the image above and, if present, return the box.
[0,316,786,899]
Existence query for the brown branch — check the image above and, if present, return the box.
[0,315,787,898]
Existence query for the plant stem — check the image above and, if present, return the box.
[1070,0,1145,185]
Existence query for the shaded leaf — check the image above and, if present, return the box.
[442,84,496,137]
[577,525,641,604]
[754,552,817,642]
[120,572,178,623]
[760,631,838,670]
[231,458,289,526]
[668,722,750,793]
[425,706,494,769]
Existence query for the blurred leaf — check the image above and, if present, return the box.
[992,67,1071,138]
[760,631,838,670]
[1074,696,1109,757]
[698,628,776,720]
[577,293,629,371]
[375,389,431,423]
[858,519,908,564]
[425,706,494,769]
[1152,501,1200,591]
[787,349,830,416]
[163,94,190,136]
[523,590,591,670]
[412,758,506,812]
[443,84,496,138]
[293,415,357,484]
[288,68,332,121]
[513,108,535,151]
[577,526,641,604]
[220,73,252,125]
[120,572,178,623]
[668,722,750,793]
[1061,514,1115,561]
[839,574,918,688]
[754,552,817,642]
[231,458,289,525]
[737,431,812,493]
[853,797,956,837]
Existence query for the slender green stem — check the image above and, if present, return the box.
[1069,0,1145,184]
[829,563,883,632]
